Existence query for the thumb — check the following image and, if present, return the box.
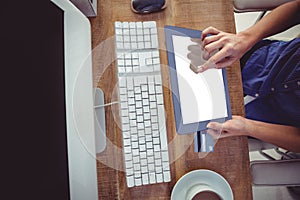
[207,122,223,131]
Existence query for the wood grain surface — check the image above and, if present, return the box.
[89,0,252,199]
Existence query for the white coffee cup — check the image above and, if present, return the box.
[185,184,223,200]
[171,170,233,200]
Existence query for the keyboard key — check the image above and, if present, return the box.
[136,22,143,28]
[137,28,143,35]
[155,85,163,94]
[126,160,133,168]
[148,164,155,172]
[115,28,123,35]
[156,94,164,104]
[148,156,154,164]
[154,75,162,84]
[135,178,142,186]
[141,165,148,173]
[161,151,169,162]
[115,21,122,28]
[134,163,141,171]
[156,174,163,183]
[149,173,156,184]
[126,176,135,187]
[143,28,150,35]
[156,166,162,173]
[134,75,147,85]
[150,27,158,34]
[122,22,129,28]
[151,34,158,48]
[163,171,171,182]
[154,64,161,71]
[127,168,134,176]
[162,162,170,171]
[127,77,134,90]
[124,139,131,148]
[129,22,136,29]
[124,42,131,49]
[143,21,156,28]
[142,174,149,185]
[124,153,132,161]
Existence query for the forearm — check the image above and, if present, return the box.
[246,119,300,152]
[238,0,300,48]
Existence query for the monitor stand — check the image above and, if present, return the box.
[94,88,107,153]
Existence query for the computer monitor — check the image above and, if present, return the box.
[51,0,98,199]
[1,0,99,199]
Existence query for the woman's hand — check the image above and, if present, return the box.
[190,0,300,73]
[191,27,252,73]
[207,115,300,152]
[206,115,250,139]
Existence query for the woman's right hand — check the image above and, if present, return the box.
[195,26,252,73]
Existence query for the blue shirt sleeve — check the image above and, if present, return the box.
[242,38,300,127]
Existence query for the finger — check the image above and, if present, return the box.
[206,47,231,68]
[206,129,221,139]
[189,44,210,61]
[187,52,205,67]
[201,27,220,40]
[201,26,220,40]
[207,122,223,131]
[190,63,201,74]
[204,40,223,55]
[202,49,210,61]
[196,61,214,73]
[188,44,202,52]
[207,122,224,139]
[197,60,216,73]
[196,46,232,73]
[198,47,230,72]
[214,56,236,69]
[202,34,222,47]
[191,38,202,44]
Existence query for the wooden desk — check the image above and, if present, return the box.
[90,0,252,199]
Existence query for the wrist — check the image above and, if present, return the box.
[243,117,257,137]
[237,30,260,52]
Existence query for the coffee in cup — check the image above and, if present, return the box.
[191,190,222,200]
[186,184,223,200]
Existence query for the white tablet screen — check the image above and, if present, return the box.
[172,35,228,124]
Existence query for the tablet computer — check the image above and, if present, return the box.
[165,25,232,134]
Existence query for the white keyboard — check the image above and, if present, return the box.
[114,21,171,187]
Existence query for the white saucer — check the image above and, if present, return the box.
[171,169,233,200]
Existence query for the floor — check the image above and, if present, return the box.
[234,11,300,200]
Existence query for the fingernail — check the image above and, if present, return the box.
[198,66,204,73]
